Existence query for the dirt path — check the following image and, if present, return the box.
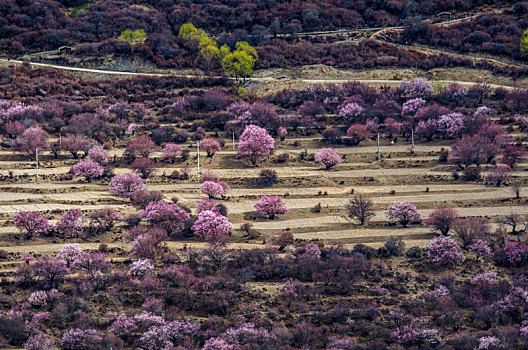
[173,166,450,179]
[0,58,518,91]
[205,184,487,197]
[279,7,504,39]
[233,205,528,232]
[293,227,432,241]
[193,189,523,215]
[0,203,129,214]
[0,242,130,255]
[380,41,528,71]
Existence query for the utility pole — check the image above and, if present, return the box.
[377,133,381,161]
[197,140,200,172]
[35,148,39,181]
[59,133,62,153]
[232,132,236,153]
[411,128,415,149]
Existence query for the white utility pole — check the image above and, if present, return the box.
[35,148,39,181]
[232,132,236,153]
[377,133,381,161]
[197,140,200,172]
[59,133,62,152]
[411,128,415,149]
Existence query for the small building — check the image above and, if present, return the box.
[58,46,72,55]
[435,12,452,20]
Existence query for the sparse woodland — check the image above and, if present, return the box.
[1,1,528,349]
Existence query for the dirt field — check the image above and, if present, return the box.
[246,65,527,95]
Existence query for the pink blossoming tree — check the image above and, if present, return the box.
[13,211,51,239]
[502,144,526,169]
[384,118,402,136]
[437,113,465,138]
[109,173,146,197]
[87,207,123,235]
[386,201,422,227]
[249,102,279,130]
[32,255,69,289]
[60,328,102,350]
[55,209,85,238]
[72,159,104,182]
[29,290,48,306]
[402,98,426,115]
[414,119,438,141]
[126,135,156,158]
[391,325,440,346]
[130,259,155,278]
[126,122,137,135]
[13,126,49,157]
[108,313,138,340]
[171,97,190,116]
[203,337,237,350]
[425,206,459,235]
[399,78,433,98]
[338,102,364,122]
[254,195,289,219]
[468,239,493,262]
[192,210,233,244]
[346,124,371,145]
[24,332,57,350]
[161,143,184,163]
[425,236,465,267]
[61,134,95,159]
[56,243,83,268]
[88,145,109,164]
[503,241,528,266]
[196,198,223,215]
[315,147,342,170]
[141,201,191,235]
[72,251,111,278]
[200,137,222,159]
[130,232,166,260]
[277,126,288,141]
[131,157,157,178]
[226,101,250,122]
[5,120,26,137]
[365,117,380,133]
[448,135,488,168]
[237,125,275,167]
[200,181,226,199]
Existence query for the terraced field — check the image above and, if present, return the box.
[0,131,525,278]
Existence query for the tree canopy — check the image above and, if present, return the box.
[521,28,528,55]
[179,23,257,78]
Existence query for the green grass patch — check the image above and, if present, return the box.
[72,3,91,16]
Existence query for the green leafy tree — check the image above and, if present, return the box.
[521,28,528,55]
[198,35,216,49]
[219,44,231,60]
[118,29,147,44]
[179,24,258,78]
[235,41,258,61]
[179,23,228,72]
[222,41,258,81]
[179,23,201,40]
[222,50,256,81]
[200,44,220,72]
[238,86,247,96]
[179,23,213,50]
